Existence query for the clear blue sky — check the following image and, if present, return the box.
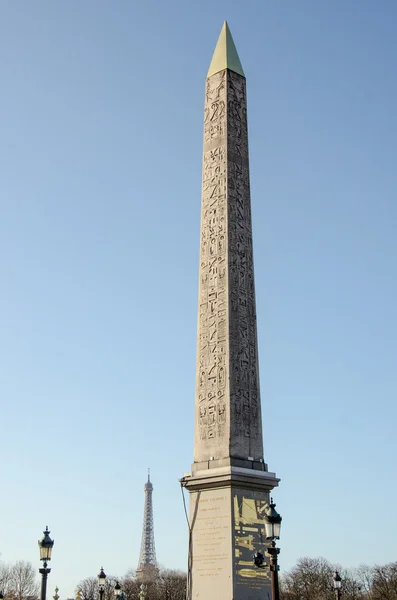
[1,0,396,596]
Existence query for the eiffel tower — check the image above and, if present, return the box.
[136,470,158,581]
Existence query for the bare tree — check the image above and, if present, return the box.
[6,561,39,600]
[280,557,366,600]
[157,569,186,600]
[0,563,12,597]
[280,557,335,600]
[77,575,121,600]
[355,564,374,599]
[103,576,119,600]
[371,562,397,600]
[120,575,140,600]
[114,569,187,600]
[77,577,97,600]
[339,568,366,600]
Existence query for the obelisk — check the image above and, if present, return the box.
[181,22,280,600]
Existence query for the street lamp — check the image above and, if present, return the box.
[264,498,282,540]
[115,582,125,600]
[38,527,54,600]
[333,571,342,600]
[265,499,282,600]
[98,568,106,600]
[253,498,282,600]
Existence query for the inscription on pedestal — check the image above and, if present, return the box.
[191,491,231,581]
[190,489,233,598]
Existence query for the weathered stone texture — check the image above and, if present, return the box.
[194,68,263,465]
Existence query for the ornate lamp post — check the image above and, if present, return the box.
[114,582,125,600]
[53,587,59,600]
[265,499,282,600]
[138,583,147,600]
[38,527,54,600]
[333,571,342,600]
[97,568,106,600]
[253,498,282,600]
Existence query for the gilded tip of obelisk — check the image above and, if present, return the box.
[207,21,245,79]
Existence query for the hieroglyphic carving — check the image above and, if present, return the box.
[226,70,263,459]
[195,68,264,461]
[196,70,229,447]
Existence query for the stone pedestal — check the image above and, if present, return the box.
[182,466,279,600]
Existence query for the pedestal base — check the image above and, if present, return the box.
[181,466,279,600]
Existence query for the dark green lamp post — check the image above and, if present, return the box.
[265,499,282,600]
[38,527,54,600]
[98,568,106,600]
[253,498,282,600]
[333,570,342,600]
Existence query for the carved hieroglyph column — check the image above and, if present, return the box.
[182,23,280,600]
[195,26,262,468]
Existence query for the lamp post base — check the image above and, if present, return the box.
[39,564,51,600]
[267,542,280,600]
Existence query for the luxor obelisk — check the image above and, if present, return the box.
[181,22,280,600]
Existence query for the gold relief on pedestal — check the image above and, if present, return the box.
[233,491,271,591]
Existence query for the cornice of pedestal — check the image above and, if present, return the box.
[180,464,280,493]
